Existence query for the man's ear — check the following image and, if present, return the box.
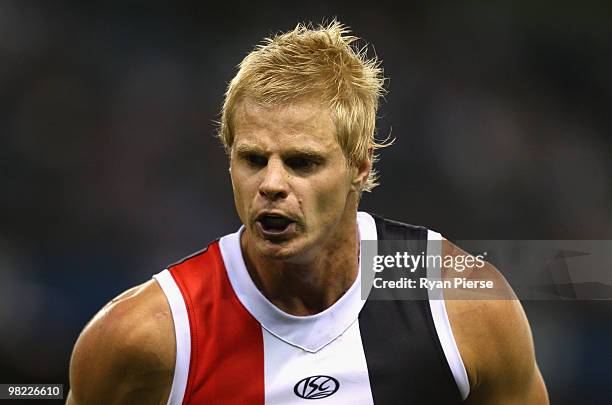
[228,147,234,174]
[351,148,373,191]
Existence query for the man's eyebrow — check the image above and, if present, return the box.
[234,143,265,155]
[284,149,327,160]
[233,144,328,158]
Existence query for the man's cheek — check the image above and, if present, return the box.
[315,188,344,220]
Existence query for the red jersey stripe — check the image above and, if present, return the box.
[169,241,264,404]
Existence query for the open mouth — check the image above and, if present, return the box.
[256,213,295,235]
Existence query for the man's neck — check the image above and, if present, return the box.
[240,213,360,316]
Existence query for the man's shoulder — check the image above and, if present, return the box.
[68,280,175,404]
[441,238,522,369]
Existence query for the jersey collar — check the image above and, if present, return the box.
[219,211,377,353]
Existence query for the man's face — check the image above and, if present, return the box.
[229,98,366,262]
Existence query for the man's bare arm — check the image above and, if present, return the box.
[448,297,548,404]
[67,280,175,405]
[443,240,548,404]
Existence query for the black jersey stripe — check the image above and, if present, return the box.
[358,215,464,404]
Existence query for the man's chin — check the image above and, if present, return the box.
[256,241,299,261]
[253,236,315,263]
[244,227,314,263]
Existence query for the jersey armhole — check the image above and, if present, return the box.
[426,230,471,401]
[153,269,191,405]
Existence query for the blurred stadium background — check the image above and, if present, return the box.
[1,1,611,403]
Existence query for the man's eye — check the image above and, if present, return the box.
[245,154,267,167]
[286,157,318,172]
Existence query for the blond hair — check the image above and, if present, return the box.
[219,20,390,192]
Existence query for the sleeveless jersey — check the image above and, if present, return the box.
[153,212,470,404]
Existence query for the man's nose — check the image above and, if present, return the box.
[259,159,289,200]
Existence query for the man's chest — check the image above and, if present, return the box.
[261,321,374,405]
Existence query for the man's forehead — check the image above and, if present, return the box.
[233,97,334,130]
[231,97,339,149]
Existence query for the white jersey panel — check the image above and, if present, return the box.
[153,269,191,405]
[426,230,470,400]
[263,321,374,405]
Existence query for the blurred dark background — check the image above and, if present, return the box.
[1,1,611,403]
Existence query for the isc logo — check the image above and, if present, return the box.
[293,375,340,399]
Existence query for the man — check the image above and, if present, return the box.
[68,21,548,404]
